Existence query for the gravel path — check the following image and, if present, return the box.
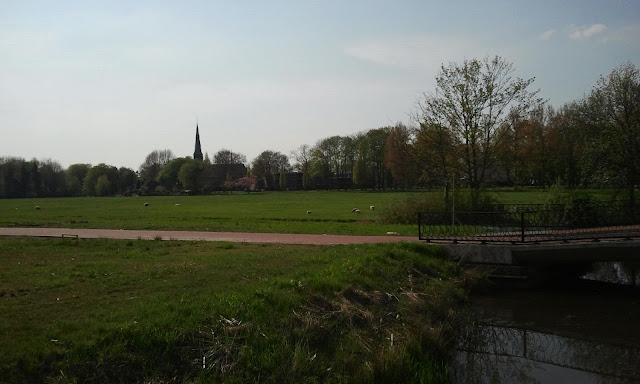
[0,228,419,245]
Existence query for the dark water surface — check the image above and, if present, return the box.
[453,280,640,383]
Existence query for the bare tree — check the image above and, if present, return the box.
[291,144,312,189]
[416,56,542,205]
[251,150,290,189]
[139,149,175,182]
[213,149,247,165]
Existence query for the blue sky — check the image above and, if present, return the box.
[1,0,639,170]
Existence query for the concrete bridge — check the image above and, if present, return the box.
[432,240,640,283]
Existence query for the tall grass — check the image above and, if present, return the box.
[0,238,478,383]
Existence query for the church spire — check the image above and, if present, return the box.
[193,124,203,161]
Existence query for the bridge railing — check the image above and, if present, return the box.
[418,202,640,243]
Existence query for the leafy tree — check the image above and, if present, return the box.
[546,103,585,188]
[118,167,138,195]
[178,159,204,191]
[279,166,286,190]
[157,157,190,191]
[25,159,41,198]
[352,153,372,189]
[413,121,456,192]
[415,56,542,206]
[82,164,119,196]
[354,128,391,189]
[95,175,112,196]
[66,164,91,196]
[139,149,174,192]
[0,157,30,198]
[384,123,417,189]
[584,62,640,204]
[38,159,66,197]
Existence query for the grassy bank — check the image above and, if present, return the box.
[0,238,477,383]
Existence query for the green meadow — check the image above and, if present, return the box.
[0,189,556,236]
[0,238,476,383]
[2,188,615,383]
[0,191,414,235]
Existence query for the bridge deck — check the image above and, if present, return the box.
[422,224,640,244]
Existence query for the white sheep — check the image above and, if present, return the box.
[370,206,375,211]
[351,208,359,212]
[175,203,181,206]
[354,209,361,213]
[144,202,149,207]
[34,206,41,210]
[306,210,312,215]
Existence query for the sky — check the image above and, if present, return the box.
[1,0,639,171]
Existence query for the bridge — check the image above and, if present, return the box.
[418,203,640,282]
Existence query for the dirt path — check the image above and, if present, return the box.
[0,228,419,245]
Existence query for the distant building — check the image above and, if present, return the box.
[193,124,204,161]
[192,124,247,191]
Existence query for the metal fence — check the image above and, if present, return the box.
[418,202,640,243]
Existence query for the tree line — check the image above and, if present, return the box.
[1,58,638,202]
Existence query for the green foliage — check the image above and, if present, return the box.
[583,62,640,203]
[65,164,91,196]
[0,239,475,383]
[82,163,119,196]
[177,159,204,191]
[157,157,190,191]
[95,175,111,196]
[380,189,497,224]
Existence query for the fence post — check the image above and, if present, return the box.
[521,211,525,243]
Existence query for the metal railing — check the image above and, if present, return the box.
[419,203,640,243]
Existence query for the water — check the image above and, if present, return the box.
[453,280,640,383]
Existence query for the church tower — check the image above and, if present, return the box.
[193,124,204,161]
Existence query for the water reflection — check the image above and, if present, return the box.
[453,284,640,383]
[585,262,639,286]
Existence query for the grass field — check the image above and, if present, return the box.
[0,189,565,236]
[0,191,420,235]
[0,238,476,383]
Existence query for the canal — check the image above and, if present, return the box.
[452,263,640,383]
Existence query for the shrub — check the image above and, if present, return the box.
[380,189,497,224]
[543,182,602,227]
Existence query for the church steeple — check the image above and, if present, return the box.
[193,124,203,161]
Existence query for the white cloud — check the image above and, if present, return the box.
[344,35,489,72]
[538,29,556,40]
[567,24,607,40]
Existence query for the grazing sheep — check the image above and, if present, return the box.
[354,209,361,213]
[34,206,41,210]
[175,204,181,206]
[386,231,400,236]
[370,206,375,211]
[351,208,359,212]
[307,210,312,215]
[144,202,149,207]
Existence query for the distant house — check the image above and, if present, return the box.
[191,124,247,192]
